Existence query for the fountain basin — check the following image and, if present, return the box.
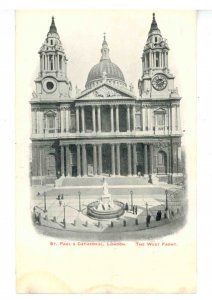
[87,200,125,220]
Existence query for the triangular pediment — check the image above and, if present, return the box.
[154,107,166,114]
[76,83,136,100]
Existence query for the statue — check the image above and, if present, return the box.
[96,177,114,211]
[102,177,109,195]
[102,71,107,81]
[129,83,134,92]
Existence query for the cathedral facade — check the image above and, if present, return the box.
[30,14,183,186]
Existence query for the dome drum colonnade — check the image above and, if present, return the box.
[30,14,183,185]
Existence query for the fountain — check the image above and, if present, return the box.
[87,178,125,220]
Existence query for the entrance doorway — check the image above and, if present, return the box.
[102,144,111,175]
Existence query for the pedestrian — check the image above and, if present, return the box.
[133,205,135,214]
[135,205,138,215]
[125,203,129,211]
[148,175,153,184]
[146,214,151,227]
[61,194,64,200]
[59,200,62,207]
[164,212,167,219]
[37,192,40,196]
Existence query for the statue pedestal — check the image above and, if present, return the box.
[98,193,114,210]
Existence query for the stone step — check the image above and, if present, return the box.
[60,176,149,187]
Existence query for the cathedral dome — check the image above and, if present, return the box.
[85,34,126,89]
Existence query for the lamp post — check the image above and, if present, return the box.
[43,191,47,213]
[130,190,133,211]
[63,202,66,228]
[78,191,81,212]
[146,202,148,217]
[165,189,168,211]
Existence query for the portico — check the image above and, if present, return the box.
[59,141,158,178]
[75,102,135,134]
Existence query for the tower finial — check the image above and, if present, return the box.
[149,12,159,33]
[49,16,57,34]
[103,32,106,41]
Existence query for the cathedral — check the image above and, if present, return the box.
[30,14,183,186]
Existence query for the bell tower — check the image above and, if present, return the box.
[138,13,178,100]
[33,17,72,100]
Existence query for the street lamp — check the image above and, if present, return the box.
[165,189,168,211]
[130,190,133,211]
[63,202,66,228]
[145,202,148,217]
[43,191,47,213]
[78,191,81,212]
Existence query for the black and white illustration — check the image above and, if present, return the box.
[30,12,187,240]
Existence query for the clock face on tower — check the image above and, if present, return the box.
[152,74,168,91]
[42,77,57,93]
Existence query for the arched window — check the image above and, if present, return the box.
[59,55,62,70]
[156,52,160,67]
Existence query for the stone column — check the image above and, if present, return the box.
[65,145,70,176]
[115,105,119,132]
[172,105,176,133]
[111,144,115,176]
[142,106,146,131]
[40,111,44,134]
[93,144,97,175]
[144,144,148,175]
[149,144,153,174]
[132,105,136,131]
[92,106,96,132]
[82,144,87,176]
[81,106,85,133]
[61,108,65,133]
[66,109,69,133]
[177,105,181,132]
[116,144,120,175]
[161,51,164,68]
[148,108,152,132]
[127,144,132,176]
[175,105,178,131]
[127,105,131,132]
[133,143,137,176]
[97,106,101,133]
[77,144,81,177]
[110,105,114,132]
[98,144,102,175]
[61,146,65,176]
[76,107,80,133]
[36,111,39,133]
